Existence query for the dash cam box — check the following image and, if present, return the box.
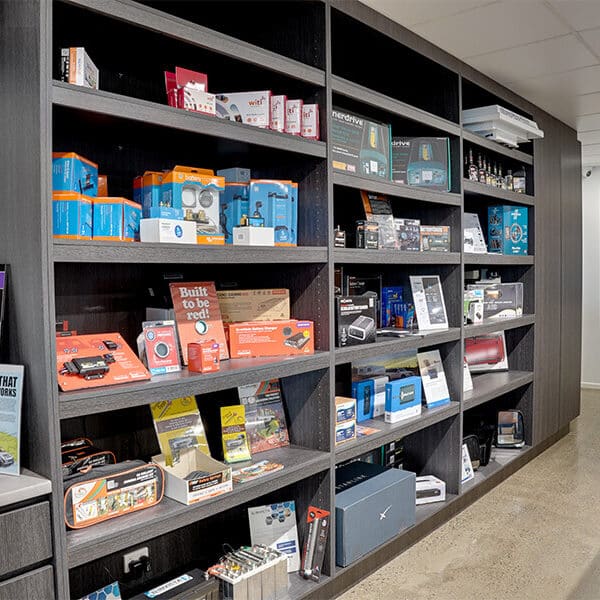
[220,183,249,244]
[488,205,528,255]
[215,91,271,128]
[52,152,98,196]
[52,192,93,239]
[391,137,450,191]
[331,108,391,181]
[335,295,377,347]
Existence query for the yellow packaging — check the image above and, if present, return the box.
[221,405,252,463]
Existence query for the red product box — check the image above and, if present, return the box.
[226,319,314,358]
[188,341,221,373]
[285,99,303,135]
[301,104,320,140]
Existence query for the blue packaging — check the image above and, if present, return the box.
[220,183,249,243]
[52,192,93,239]
[249,179,296,246]
[290,182,298,246]
[52,152,98,196]
[381,286,403,327]
[217,167,251,183]
[141,171,165,217]
[385,376,422,423]
[123,199,142,241]
[93,197,125,241]
[488,205,528,255]
[145,206,184,220]
[351,379,375,422]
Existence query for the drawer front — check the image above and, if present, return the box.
[0,502,52,576]
[0,566,54,600]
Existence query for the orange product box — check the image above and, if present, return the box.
[197,232,225,245]
[98,174,108,196]
[188,341,221,373]
[227,319,314,358]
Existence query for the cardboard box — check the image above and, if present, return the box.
[220,183,249,244]
[335,396,357,424]
[227,319,314,358]
[381,286,403,328]
[60,47,99,89]
[123,199,142,241]
[394,218,421,252]
[371,375,389,418]
[133,175,143,205]
[356,221,379,249]
[217,168,251,183]
[92,197,125,241]
[52,152,98,196]
[335,420,357,446]
[385,377,422,423]
[391,137,450,191]
[98,174,108,196]
[216,288,290,323]
[197,232,225,245]
[351,379,375,422]
[248,179,297,246]
[232,226,274,246]
[145,206,184,220]
[52,192,93,239]
[188,341,220,373]
[466,283,523,319]
[335,295,377,347]
[301,104,320,140]
[488,205,528,255]
[140,218,197,244]
[270,95,287,132]
[285,99,303,135]
[141,171,182,219]
[153,448,232,506]
[216,91,271,128]
[420,225,451,252]
[172,67,216,115]
[464,289,484,324]
[331,108,391,180]
[415,475,446,505]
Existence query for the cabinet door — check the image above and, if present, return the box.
[0,566,54,600]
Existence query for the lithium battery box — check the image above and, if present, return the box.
[220,183,249,243]
[216,288,290,323]
[331,108,391,181]
[52,192,93,239]
[248,179,297,246]
[466,283,523,319]
[52,152,98,196]
[335,294,377,347]
[488,205,528,255]
[391,137,450,191]
[385,376,422,423]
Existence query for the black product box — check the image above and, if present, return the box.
[356,221,379,249]
[466,283,524,319]
[334,266,344,296]
[347,274,382,326]
[336,294,377,347]
[130,569,219,600]
[394,218,421,251]
[382,439,404,468]
[392,137,450,191]
[331,108,392,180]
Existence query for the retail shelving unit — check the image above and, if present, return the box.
[0,1,581,598]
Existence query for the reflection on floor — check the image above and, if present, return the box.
[338,390,599,600]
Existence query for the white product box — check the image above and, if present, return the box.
[140,218,197,244]
[415,475,446,505]
[60,47,99,89]
[285,99,303,135]
[372,375,389,418]
[301,104,320,140]
[180,88,216,116]
[385,402,421,424]
[233,226,275,246]
[271,95,287,132]
[216,91,271,128]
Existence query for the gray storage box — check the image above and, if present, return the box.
[335,462,416,567]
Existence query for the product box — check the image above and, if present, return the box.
[382,440,404,469]
[415,475,446,505]
[488,205,528,255]
[226,319,314,358]
[153,447,232,506]
[391,137,450,191]
[232,226,275,246]
[466,283,524,319]
[133,175,143,205]
[301,104,320,140]
[394,218,421,252]
[335,396,357,424]
[217,288,290,323]
[385,376,422,424]
[335,295,377,347]
[248,179,297,246]
[79,582,122,600]
[271,95,287,132]
[351,379,375,422]
[217,167,251,183]
[197,232,225,246]
[331,108,391,180]
[138,320,181,376]
[335,420,357,446]
[140,218,197,244]
[285,99,303,135]
[145,206,184,220]
[52,192,93,239]
[335,463,416,567]
[92,197,125,241]
[356,221,379,249]
[188,340,221,373]
[371,375,389,418]
[464,289,484,324]
[60,47,99,89]
[216,91,271,128]
[174,67,215,116]
[420,225,451,252]
[381,286,403,328]
[142,171,182,219]
[98,174,108,196]
[129,570,218,600]
[220,183,249,243]
[52,152,98,196]
[123,199,142,241]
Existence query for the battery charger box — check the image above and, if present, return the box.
[140,218,197,244]
[391,137,450,191]
[385,376,422,423]
[92,197,125,241]
[217,167,251,183]
[466,283,524,319]
[142,171,183,219]
[488,205,528,255]
[335,463,416,567]
[220,183,249,243]
[351,379,375,422]
[331,108,391,180]
[52,152,98,196]
[216,288,290,323]
[215,91,271,128]
[335,295,377,347]
[52,192,93,239]
[248,179,297,246]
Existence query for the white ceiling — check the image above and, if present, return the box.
[360,0,600,166]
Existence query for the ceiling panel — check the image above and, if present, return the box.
[576,92,600,116]
[577,113,600,131]
[577,130,600,145]
[578,27,600,57]
[548,0,600,32]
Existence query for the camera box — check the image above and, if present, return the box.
[391,137,450,191]
[285,99,303,135]
[270,95,287,132]
[216,91,271,128]
[385,376,422,424]
[217,167,251,183]
[232,226,275,246]
[140,218,197,244]
[351,379,375,422]
[52,152,98,196]
[488,205,528,255]
[249,179,297,246]
[466,283,524,319]
[335,295,377,347]
[336,420,357,445]
[420,225,451,252]
[331,108,391,180]
[220,183,249,244]
[217,288,290,323]
[52,192,93,240]
[301,104,320,140]
[188,340,221,373]
[394,218,421,252]
[335,396,357,424]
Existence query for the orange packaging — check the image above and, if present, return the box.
[227,319,314,358]
[197,233,225,245]
[188,341,221,373]
[98,174,108,196]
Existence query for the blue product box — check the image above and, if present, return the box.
[488,205,528,255]
[249,179,295,246]
[52,152,98,196]
[145,206,184,220]
[123,199,142,241]
[217,167,251,183]
[336,421,357,445]
[93,197,125,241]
[385,376,422,423]
[381,286,403,327]
[290,182,298,246]
[141,171,165,217]
[335,462,416,567]
[351,379,375,422]
[52,192,93,239]
[220,183,249,244]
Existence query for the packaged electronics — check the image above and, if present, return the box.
[496,410,525,448]
[420,225,451,252]
[217,167,251,183]
[301,104,320,140]
[351,379,375,422]
[79,582,122,600]
[335,462,416,566]
[61,439,116,477]
[216,91,271,128]
[129,569,219,600]
[285,99,303,135]
[271,95,287,132]
[381,286,404,328]
[488,205,528,255]
[171,67,216,115]
[52,192,93,239]
[63,460,164,528]
[465,332,508,372]
[141,171,184,220]
[334,226,346,248]
[415,475,446,505]
[335,294,377,346]
[464,212,487,254]
[382,439,404,468]
[137,320,181,375]
[140,218,197,244]
[300,506,330,581]
[52,152,98,196]
[391,137,450,191]
[93,197,141,242]
[233,225,275,246]
[336,420,357,446]
[394,218,421,252]
[188,340,221,373]
[217,288,290,323]
[153,447,232,505]
[97,174,108,196]
[60,47,99,89]
[370,375,389,417]
[331,108,391,180]
[385,376,422,423]
[226,319,314,358]
[464,289,484,324]
[466,282,523,319]
[355,220,379,249]
[133,175,143,204]
[335,396,357,424]
[220,184,249,242]
[361,191,396,249]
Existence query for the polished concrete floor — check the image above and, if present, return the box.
[338,390,600,600]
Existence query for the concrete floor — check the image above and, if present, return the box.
[338,390,600,600]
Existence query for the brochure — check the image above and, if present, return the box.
[417,350,450,408]
[461,443,475,483]
[464,213,487,254]
[232,460,284,483]
[409,275,449,331]
[463,357,474,392]
[0,364,24,476]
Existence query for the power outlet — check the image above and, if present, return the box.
[123,547,149,574]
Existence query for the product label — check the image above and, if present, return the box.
[144,574,193,598]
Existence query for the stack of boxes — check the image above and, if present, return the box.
[335,396,357,446]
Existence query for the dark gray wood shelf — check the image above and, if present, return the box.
[461,446,531,492]
[464,253,534,265]
[52,82,327,159]
[463,371,534,411]
[335,402,460,464]
[66,444,330,568]
[464,315,535,337]
[53,240,328,264]
[59,352,330,419]
[463,179,535,206]
[462,130,534,166]
[334,328,461,365]
[333,172,462,206]
[333,248,461,265]
[332,75,461,136]
[285,574,331,600]
[62,0,326,87]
